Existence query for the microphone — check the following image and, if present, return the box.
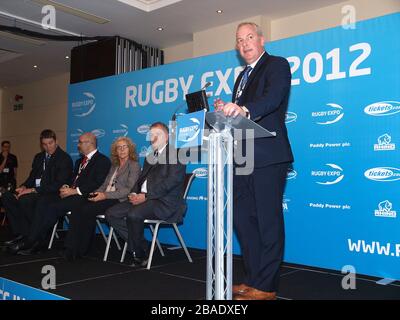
[201,81,212,90]
[171,82,212,121]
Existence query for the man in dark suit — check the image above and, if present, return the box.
[15,132,111,255]
[2,129,73,249]
[215,22,293,300]
[106,122,186,267]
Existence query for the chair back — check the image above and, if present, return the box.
[182,173,195,200]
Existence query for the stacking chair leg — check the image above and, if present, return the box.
[48,222,58,249]
[112,230,121,250]
[172,223,193,263]
[146,223,161,269]
[149,225,165,256]
[118,222,192,269]
[120,242,128,263]
[103,227,113,261]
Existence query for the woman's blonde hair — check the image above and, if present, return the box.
[110,136,138,166]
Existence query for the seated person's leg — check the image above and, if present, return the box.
[20,196,84,254]
[105,201,134,243]
[126,200,158,259]
[3,192,37,240]
[65,199,119,257]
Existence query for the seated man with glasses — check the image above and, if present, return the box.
[62,136,141,260]
[15,132,111,255]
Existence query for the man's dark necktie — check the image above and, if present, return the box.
[43,154,51,172]
[235,65,252,104]
[137,151,158,190]
[72,156,88,187]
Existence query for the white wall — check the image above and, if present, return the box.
[0,73,70,185]
[271,0,400,40]
[163,0,399,64]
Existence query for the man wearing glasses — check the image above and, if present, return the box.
[14,132,111,255]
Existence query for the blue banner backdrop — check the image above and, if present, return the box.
[68,13,400,279]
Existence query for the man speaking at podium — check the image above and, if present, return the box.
[214,22,293,300]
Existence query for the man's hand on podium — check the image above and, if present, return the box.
[214,98,247,118]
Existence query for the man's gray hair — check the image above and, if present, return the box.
[237,22,263,37]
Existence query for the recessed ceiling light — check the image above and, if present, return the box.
[216,10,223,14]
[157,26,164,31]
[65,55,70,59]
[33,65,38,69]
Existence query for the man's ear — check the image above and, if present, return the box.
[260,36,265,47]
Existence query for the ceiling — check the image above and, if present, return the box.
[0,0,346,87]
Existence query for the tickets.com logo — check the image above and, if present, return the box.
[364,101,400,117]
[364,167,400,182]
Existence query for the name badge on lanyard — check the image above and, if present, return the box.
[35,178,41,187]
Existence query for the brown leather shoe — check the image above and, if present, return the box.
[233,287,277,300]
[232,283,251,295]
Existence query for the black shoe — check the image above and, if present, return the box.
[3,235,25,246]
[8,240,31,254]
[130,253,148,268]
[17,242,45,256]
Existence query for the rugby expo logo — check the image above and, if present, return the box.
[137,124,150,135]
[113,124,129,137]
[285,112,297,124]
[177,118,201,143]
[311,163,344,185]
[374,200,397,218]
[374,134,396,151]
[71,92,96,117]
[70,129,84,142]
[364,167,400,182]
[286,168,297,180]
[192,167,208,178]
[364,101,400,117]
[312,103,344,125]
[91,129,106,139]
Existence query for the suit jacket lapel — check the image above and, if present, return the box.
[141,160,152,178]
[235,52,270,105]
[137,145,169,188]
[80,151,98,175]
[116,161,128,178]
[47,147,59,168]
[232,69,245,103]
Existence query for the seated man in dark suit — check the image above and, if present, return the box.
[14,132,111,255]
[106,122,186,267]
[2,129,73,250]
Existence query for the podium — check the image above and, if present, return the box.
[205,111,276,300]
